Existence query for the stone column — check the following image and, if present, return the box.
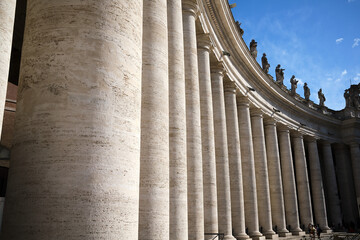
[237,97,264,240]
[211,64,235,240]
[139,0,169,239]
[251,109,278,240]
[306,138,331,232]
[277,127,304,236]
[264,119,291,237]
[198,33,218,238]
[0,197,4,232]
[183,1,204,239]
[224,81,249,240]
[320,141,342,227]
[0,0,16,137]
[2,1,143,239]
[349,142,360,207]
[291,132,313,227]
[333,144,358,226]
[168,0,188,239]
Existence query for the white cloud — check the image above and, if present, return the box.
[341,69,347,76]
[355,77,359,81]
[336,38,344,44]
[353,38,360,48]
[296,78,304,86]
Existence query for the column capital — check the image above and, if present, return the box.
[224,79,237,93]
[236,95,250,107]
[277,125,291,133]
[263,117,278,126]
[250,108,264,118]
[304,135,318,143]
[182,0,199,18]
[197,33,212,51]
[211,61,226,75]
[290,131,304,139]
[349,141,360,148]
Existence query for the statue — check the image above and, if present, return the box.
[236,21,244,36]
[344,89,351,107]
[249,39,257,59]
[261,53,270,74]
[304,83,310,101]
[275,64,285,84]
[290,75,298,96]
[344,83,360,109]
[318,88,326,107]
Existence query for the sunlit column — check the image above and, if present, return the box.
[197,33,218,238]
[2,1,143,239]
[237,97,264,240]
[224,80,249,240]
[264,119,291,237]
[0,0,16,137]
[211,64,235,240]
[168,0,188,238]
[291,132,313,227]
[306,137,331,233]
[320,141,342,227]
[277,126,304,236]
[250,109,278,239]
[183,1,204,239]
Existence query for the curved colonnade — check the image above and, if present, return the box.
[0,0,359,239]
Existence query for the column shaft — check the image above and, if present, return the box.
[264,120,290,237]
[139,0,169,239]
[307,139,330,232]
[278,128,304,235]
[168,0,188,239]
[237,98,263,238]
[292,134,313,227]
[211,66,235,240]
[183,1,204,239]
[0,0,16,137]
[224,82,248,240]
[321,142,342,227]
[251,110,277,239]
[350,143,360,206]
[2,1,143,239]
[333,144,358,226]
[198,34,218,237]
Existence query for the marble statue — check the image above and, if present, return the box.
[236,21,244,36]
[275,64,285,84]
[290,75,298,96]
[249,39,257,59]
[304,83,310,101]
[261,53,270,74]
[318,88,326,107]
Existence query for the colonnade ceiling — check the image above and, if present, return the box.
[198,0,350,142]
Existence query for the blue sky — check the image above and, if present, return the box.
[229,0,360,110]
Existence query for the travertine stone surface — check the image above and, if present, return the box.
[320,141,342,227]
[237,98,263,238]
[183,1,205,239]
[264,119,290,237]
[251,110,277,239]
[291,133,313,227]
[278,127,304,235]
[139,0,169,239]
[0,0,16,137]
[168,0,188,239]
[224,81,249,240]
[2,1,143,239]
[211,65,235,240]
[349,142,360,202]
[333,144,358,225]
[306,139,330,232]
[198,33,219,238]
